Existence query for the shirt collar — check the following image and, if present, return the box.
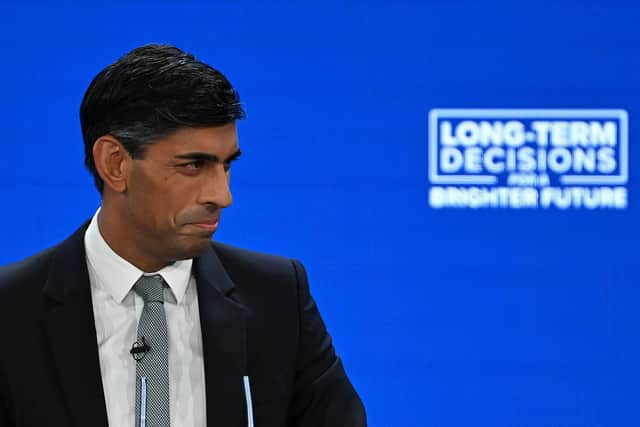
[84,208,193,304]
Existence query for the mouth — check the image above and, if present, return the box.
[189,216,220,233]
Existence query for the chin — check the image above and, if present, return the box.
[178,239,212,259]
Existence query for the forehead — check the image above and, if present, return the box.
[146,123,239,157]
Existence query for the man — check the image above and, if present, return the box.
[0,44,366,427]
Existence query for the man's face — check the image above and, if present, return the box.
[122,123,240,263]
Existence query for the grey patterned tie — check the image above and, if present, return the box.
[134,275,170,427]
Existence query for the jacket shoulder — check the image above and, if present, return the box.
[0,246,57,300]
[211,241,298,278]
[0,221,88,300]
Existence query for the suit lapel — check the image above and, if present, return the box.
[42,221,109,427]
[195,244,248,427]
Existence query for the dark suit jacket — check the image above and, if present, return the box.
[0,221,366,427]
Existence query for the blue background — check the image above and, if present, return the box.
[0,1,638,425]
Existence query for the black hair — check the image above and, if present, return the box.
[80,44,245,193]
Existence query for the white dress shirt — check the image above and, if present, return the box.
[84,210,207,427]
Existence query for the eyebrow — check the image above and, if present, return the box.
[174,148,242,163]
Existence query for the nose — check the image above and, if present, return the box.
[198,163,232,208]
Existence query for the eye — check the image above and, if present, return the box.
[182,160,206,170]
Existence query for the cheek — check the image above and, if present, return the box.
[130,165,198,229]
[161,182,199,226]
[130,171,177,228]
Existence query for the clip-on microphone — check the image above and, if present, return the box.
[130,336,151,361]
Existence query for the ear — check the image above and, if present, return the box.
[92,135,132,193]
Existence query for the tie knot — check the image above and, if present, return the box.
[134,275,165,303]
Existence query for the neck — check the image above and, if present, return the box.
[97,204,170,273]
